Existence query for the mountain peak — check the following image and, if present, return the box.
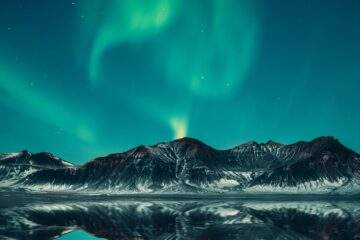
[0,150,72,168]
[311,136,338,143]
[1,136,359,194]
[171,137,208,146]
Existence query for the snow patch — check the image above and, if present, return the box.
[212,178,239,188]
[0,153,21,161]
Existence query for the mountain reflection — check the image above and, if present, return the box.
[1,195,360,240]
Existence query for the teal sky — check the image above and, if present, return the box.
[0,0,359,164]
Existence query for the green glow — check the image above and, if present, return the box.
[170,116,188,139]
[85,0,259,96]
[158,0,260,97]
[81,0,260,139]
[0,64,96,143]
[87,0,179,84]
[116,91,190,139]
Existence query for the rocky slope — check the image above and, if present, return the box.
[1,136,359,194]
[0,151,73,188]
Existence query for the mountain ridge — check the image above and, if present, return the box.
[1,136,359,194]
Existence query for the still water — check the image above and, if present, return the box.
[0,192,359,240]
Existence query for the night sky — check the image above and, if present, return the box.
[0,0,359,164]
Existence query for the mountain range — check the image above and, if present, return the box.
[1,136,359,194]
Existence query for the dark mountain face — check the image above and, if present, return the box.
[250,137,360,189]
[0,151,73,187]
[1,137,360,194]
[0,150,72,168]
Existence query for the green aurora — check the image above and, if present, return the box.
[0,0,359,163]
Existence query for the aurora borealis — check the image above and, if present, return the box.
[0,0,359,163]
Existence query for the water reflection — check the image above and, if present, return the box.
[0,195,359,240]
[58,230,103,240]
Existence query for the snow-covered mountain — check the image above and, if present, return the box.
[0,150,73,188]
[1,136,359,194]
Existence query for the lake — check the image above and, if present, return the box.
[0,192,359,240]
